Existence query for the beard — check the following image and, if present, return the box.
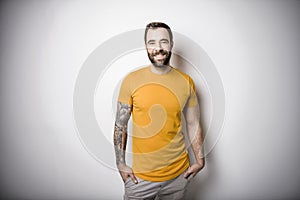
[147,49,172,68]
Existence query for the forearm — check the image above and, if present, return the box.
[187,121,205,165]
[114,123,127,166]
[113,102,131,167]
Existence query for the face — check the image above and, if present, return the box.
[145,28,173,68]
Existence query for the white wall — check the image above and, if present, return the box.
[1,0,300,199]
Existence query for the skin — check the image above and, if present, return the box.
[113,27,205,184]
[113,102,137,183]
[183,101,205,178]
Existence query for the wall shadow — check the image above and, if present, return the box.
[172,52,220,200]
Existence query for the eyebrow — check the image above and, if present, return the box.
[147,38,169,43]
[147,40,155,43]
[160,39,169,42]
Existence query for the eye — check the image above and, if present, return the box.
[161,40,169,44]
[147,41,155,45]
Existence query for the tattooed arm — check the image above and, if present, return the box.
[184,101,205,178]
[113,102,137,183]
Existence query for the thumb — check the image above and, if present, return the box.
[184,168,192,179]
[129,173,138,184]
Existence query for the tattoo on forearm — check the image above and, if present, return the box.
[114,102,131,165]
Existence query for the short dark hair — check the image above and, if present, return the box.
[144,22,173,43]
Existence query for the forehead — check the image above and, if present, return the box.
[146,28,170,41]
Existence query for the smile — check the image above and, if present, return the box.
[154,54,166,60]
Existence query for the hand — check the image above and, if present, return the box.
[184,161,205,179]
[117,163,138,184]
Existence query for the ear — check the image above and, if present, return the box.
[170,40,174,50]
[144,42,149,51]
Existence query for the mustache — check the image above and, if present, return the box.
[147,50,172,67]
[153,49,168,56]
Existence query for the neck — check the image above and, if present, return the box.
[150,64,172,75]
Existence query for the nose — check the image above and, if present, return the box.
[154,42,163,51]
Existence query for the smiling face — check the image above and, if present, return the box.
[145,28,173,68]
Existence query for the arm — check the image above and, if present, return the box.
[113,102,137,183]
[184,102,205,178]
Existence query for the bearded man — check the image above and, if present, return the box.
[114,22,205,200]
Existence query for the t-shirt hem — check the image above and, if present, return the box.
[135,159,190,182]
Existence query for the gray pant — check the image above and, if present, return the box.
[124,171,191,200]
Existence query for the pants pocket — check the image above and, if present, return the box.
[124,177,132,185]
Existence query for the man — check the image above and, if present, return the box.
[114,22,205,200]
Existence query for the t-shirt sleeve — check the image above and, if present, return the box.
[187,77,198,107]
[118,74,133,105]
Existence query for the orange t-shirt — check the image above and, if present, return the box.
[118,66,197,182]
